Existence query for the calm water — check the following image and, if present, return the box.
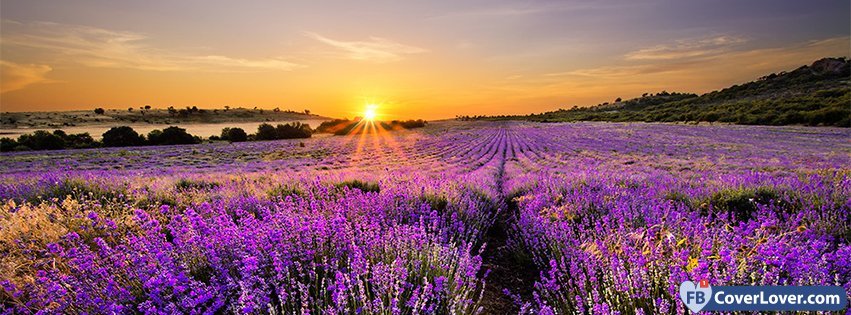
[0,119,328,139]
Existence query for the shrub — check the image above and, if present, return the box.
[16,130,66,150]
[336,180,380,193]
[315,119,351,134]
[395,119,427,129]
[275,122,311,139]
[1,138,18,152]
[61,132,98,149]
[420,193,449,213]
[147,126,199,145]
[102,126,145,147]
[708,186,781,222]
[255,123,278,140]
[267,184,305,199]
[221,127,248,142]
[255,123,312,140]
[174,178,220,191]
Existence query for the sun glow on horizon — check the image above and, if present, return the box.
[363,104,378,121]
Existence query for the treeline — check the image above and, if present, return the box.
[316,119,427,135]
[1,130,99,151]
[157,106,311,118]
[1,117,430,152]
[1,122,314,152]
[92,106,314,118]
[469,57,851,127]
[1,126,202,152]
[211,123,312,142]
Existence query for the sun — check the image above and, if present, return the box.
[363,104,378,121]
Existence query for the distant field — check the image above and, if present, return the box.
[1,121,848,314]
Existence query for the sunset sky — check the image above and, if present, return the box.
[1,0,848,120]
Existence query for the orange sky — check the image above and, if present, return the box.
[1,1,849,119]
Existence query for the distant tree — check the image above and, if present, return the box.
[224,106,230,111]
[63,132,98,149]
[167,106,177,116]
[304,109,311,115]
[147,126,199,145]
[274,107,281,112]
[397,119,426,129]
[255,123,278,140]
[146,129,162,143]
[94,108,105,115]
[102,126,145,147]
[316,119,352,134]
[144,105,151,110]
[128,107,133,112]
[17,130,66,150]
[0,138,17,152]
[275,122,312,139]
[221,127,247,142]
[615,97,622,102]
[40,130,97,149]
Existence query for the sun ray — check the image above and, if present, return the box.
[334,101,418,172]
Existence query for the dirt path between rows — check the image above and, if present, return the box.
[478,127,540,314]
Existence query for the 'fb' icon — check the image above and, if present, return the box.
[680,280,712,313]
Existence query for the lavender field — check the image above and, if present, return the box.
[1,121,849,314]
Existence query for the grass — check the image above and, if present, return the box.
[335,180,381,193]
[174,178,220,191]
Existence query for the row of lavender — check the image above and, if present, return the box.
[0,124,509,314]
[502,123,851,314]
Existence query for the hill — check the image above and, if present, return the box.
[473,57,850,127]
[0,107,328,129]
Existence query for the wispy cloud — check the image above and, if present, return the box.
[548,64,689,77]
[528,35,849,105]
[0,60,54,93]
[0,20,304,72]
[304,32,427,63]
[430,2,649,20]
[555,35,846,81]
[436,6,552,18]
[624,35,748,61]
